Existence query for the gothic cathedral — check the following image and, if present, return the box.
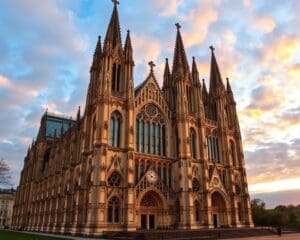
[12,2,253,236]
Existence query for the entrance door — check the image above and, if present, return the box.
[149,214,155,229]
[141,214,147,229]
[213,214,218,228]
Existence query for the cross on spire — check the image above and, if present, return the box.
[175,23,181,30]
[209,45,215,52]
[148,61,156,72]
[112,0,119,6]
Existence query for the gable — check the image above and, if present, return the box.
[134,73,171,119]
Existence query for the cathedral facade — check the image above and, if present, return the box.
[12,2,253,236]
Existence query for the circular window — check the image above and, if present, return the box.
[108,172,121,187]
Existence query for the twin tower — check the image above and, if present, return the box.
[12,1,253,236]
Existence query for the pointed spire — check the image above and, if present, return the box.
[104,1,122,52]
[77,106,81,122]
[95,35,102,56]
[172,23,189,77]
[192,56,199,84]
[209,46,225,94]
[163,58,171,89]
[226,77,232,93]
[31,137,35,148]
[202,78,208,102]
[91,36,102,70]
[164,58,171,76]
[124,30,133,62]
[27,145,31,154]
[226,77,235,102]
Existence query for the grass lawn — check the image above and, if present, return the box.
[0,230,72,240]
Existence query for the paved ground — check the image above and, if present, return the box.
[225,233,300,240]
[8,230,106,240]
[13,230,300,240]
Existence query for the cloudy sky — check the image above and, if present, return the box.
[0,0,299,208]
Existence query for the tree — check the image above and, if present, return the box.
[0,157,12,186]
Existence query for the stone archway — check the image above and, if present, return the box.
[138,190,166,230]
[211,191,228,228]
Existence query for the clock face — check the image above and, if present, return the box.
[146,170,158,183]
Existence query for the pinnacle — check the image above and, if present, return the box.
[104,2,122,51]
[209,46,225,94]
[172,23,189,77]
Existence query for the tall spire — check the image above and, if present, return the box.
[226,77,235,102]
[172,23,190,77]
[91,36,102,71]
[209,46,225,94]
[104,0,122,52]
[202,78,208,102]
[124,30,133,62]
[163,58,171,89]
[192,56,199,84]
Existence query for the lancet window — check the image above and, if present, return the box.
[135,104,166,156]
[190,128,197,159]
[206,130,221,163]
[230,140,238,167]
[194,200,201,222]
[111,63,121,92]
[107,196,120,223]
[109,111,121,147]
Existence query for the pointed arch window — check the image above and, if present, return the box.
[205,132,221,163]
[109,111,121,147]
[190,128,197,159]
[194,200,201,222]
[230,140,238,167]
[107,196,120,223]
[111,63,121,92]
[135,104,166,156]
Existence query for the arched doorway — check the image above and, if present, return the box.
[211,191,228,228]
[139,190,165,230]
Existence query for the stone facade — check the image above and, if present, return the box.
[0,189,16,228]
[12,2,253,237]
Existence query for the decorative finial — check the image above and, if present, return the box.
[148,61,156,72]
[175,23,181,30]
[209,45,215,52]
[112,0,119,6]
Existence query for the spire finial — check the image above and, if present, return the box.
[175,23,181,30]
[148,61,156,72]
[209,45,215,52]
[112,0,119,6]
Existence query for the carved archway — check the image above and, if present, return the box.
[137,190,168,230]
[211,191,229,228]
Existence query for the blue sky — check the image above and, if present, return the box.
[0,0,300,208]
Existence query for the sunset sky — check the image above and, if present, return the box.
[0,0,299,208]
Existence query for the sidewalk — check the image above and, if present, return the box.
[224,233,300,240]
[15,230,108,240]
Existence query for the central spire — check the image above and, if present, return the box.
[172,23,189,77]
[209,46,225,94]
[104,0,122,51]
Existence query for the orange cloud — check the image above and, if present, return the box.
[261,36,300,68]
[250,16,276,33]
[181,1,220,47]
[152,0,183,17]
[0,75,13,89]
